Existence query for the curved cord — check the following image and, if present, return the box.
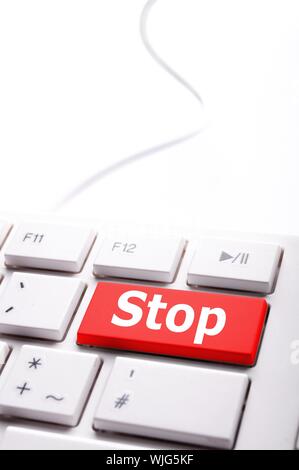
[140,0,204,107]
[54,129,204,210]
[54,0,205,210]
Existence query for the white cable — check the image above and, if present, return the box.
[54,0,205,210]
[140,0,204,107]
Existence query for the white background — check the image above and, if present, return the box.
[0,0,298,234]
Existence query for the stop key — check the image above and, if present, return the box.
[77,282,268,366]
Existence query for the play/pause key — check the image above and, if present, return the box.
[188,238,282,293]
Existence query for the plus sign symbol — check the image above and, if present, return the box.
[16,382,31,395]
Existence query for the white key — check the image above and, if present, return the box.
[0,221,12,249]
[94,235,185,283]
[4,222,96,272]
[0,427,145,450]
[0,273,85,341]
[0,341,10,372]
[297,433,299,450]
[0,345,101,426]
[187,238,282,293]
[94,357,249,449]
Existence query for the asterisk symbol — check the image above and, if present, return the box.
[28,358,42,369]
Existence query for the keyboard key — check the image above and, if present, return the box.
[94,357,249,449]
[4,222,96,272]
[0,221,12,249]
[187,238,281,293]
[0,273,85,341]
[0,345,101,426]
[77,282,268,366]
[0,341,10,372]
[0,426,145,450]
[93,235,185,283]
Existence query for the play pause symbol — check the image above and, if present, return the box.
[219,251,250,264]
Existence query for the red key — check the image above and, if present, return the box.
[77,282,268,366]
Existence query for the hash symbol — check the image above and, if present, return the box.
[114,393,130,409]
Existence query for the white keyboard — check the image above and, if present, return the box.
[0,215,298,450]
